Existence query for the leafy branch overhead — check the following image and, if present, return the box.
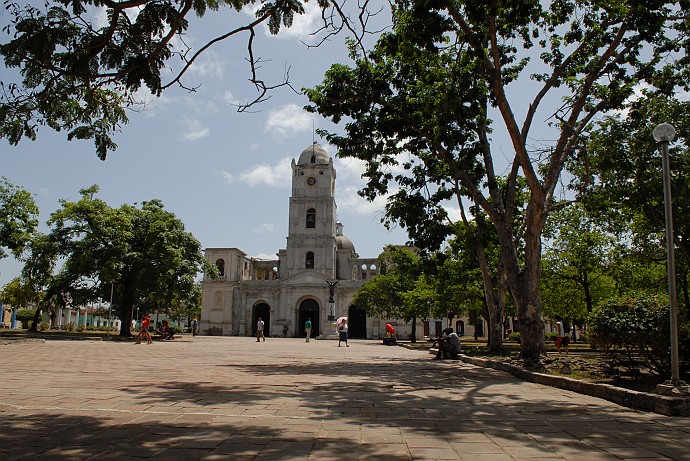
[0,0,347,159]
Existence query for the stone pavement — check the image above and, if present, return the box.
[1,337,689,460]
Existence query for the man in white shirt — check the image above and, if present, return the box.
[435,328,461,359]
[256,317,265,342]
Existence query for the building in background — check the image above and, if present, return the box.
[201,143,419,339]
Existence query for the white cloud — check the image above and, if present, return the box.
[223,91,241,106]
[221,156,292,187]
[181,118,210,140]
[255,223,276,234]
[336,185,391,216]
[335,157,367,182]
[253,252,279,260]
[186,50,225,79]
[265,104,313,137]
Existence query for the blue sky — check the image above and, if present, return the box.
[0,3,413,288]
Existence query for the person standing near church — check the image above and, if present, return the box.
[338,321,349,347]
[257,317,265,342]
[305,318,312,342]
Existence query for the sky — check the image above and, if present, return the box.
[0,3,412,289]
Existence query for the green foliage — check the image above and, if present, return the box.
[508,331,520,342]
[43,185,211,336]
[1,277,37,307]
[0,0,315,158]
[0,177,39,259]
[15,308,35,323]
[545,332,559,342]
[306,0,690,363]
[541,203,617,319]
[588,295,688,376]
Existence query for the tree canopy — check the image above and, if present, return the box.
[306,0,690,363]
[43,185,214,336]
[0,177,38,262]
[0,0,354,158]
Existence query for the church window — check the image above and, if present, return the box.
[311,154,316,163]
[306,252,315,269]
[306,208,316,228]
[215,259,225,276]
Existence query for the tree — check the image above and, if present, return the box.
[540,203,616,321]
[0,0,364,158]
[0,177,38,261]
[569,95,690,311]
[306,1,690,364]
[354,245,427,341]
[45,185,215,336]
[1,276,37,311]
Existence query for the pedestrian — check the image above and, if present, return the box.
[434,328,461,359]
[556,317,569,355]
[338,321,348,347]
[305,318,312,342]
[257,316,265,342]
[136,314,152,345]
[191,318,199,337]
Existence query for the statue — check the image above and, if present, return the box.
[326,280,339,303]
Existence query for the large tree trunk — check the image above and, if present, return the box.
[496,204,546,365]
[29,307,42,332]
[475,238,504,352]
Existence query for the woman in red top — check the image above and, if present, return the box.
[136,315,152,344]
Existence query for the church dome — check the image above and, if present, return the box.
[298,142,330,165]
[336,235,356,252]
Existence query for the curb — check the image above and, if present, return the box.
[459,354,690,417]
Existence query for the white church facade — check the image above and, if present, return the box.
[200,143,422,340]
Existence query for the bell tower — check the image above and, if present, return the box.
[279,142,337,278]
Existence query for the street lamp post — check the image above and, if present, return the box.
[653,123,689,395]
[106,282,114,339]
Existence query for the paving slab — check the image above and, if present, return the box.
[1,336,689,460]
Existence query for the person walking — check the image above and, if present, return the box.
[338,321,349,347]
[305,318,312,342]
[556,317,569,355]
[191,318,199,337]
[256,317,265,342]
[136,314,152,345]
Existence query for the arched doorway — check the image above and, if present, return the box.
[455,319,465,336]
[298,299,320,337]
[348,305,367,339]
[252,303,271,337]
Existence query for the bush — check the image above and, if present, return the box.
[40,321,50,331]
[66,322,74,332]
[545,332,559,342]
[588,295,688,376]
[508,331,520,342]
[16,309,35,328]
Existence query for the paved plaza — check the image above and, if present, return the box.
[1,336,689,460]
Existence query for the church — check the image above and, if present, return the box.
[199,142,417,340]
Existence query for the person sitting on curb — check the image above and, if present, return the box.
[434,328,461,360]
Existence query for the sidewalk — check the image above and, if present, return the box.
[1,336,689,460]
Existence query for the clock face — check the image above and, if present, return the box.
[306,176,317,186]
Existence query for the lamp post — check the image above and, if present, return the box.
[653,123,688,394]
[106,282,114,339]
